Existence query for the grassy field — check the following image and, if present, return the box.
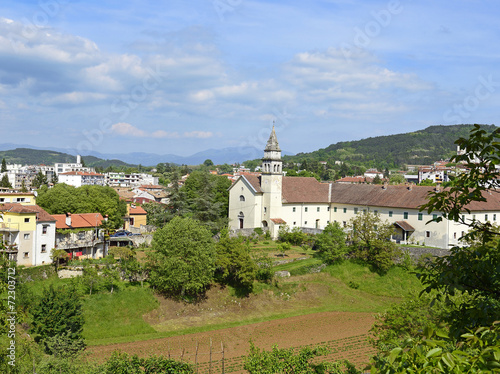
[24,240,424,347]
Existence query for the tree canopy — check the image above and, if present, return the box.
[147,216,216,297]
[36,184,127,228]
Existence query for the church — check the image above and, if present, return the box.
[228,128,500,249]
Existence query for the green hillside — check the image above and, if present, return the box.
[0,148,136,169]
[283,124,497,168]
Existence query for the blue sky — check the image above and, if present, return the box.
[0,0,499,158]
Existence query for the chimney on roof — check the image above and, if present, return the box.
[408,182,413,191]
[435,184,441,192]
[382,181,388,190]
[65,212,72,227]
[104,214,108,221]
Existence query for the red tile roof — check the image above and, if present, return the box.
[52,213,104,229]
[271,218,286,224]
[282,177,330,203]
[394,221,415,231]
[0,203,55,222]
[128,205,147,215]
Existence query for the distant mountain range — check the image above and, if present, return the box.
[0,124,495,168]
[0,143,267,167]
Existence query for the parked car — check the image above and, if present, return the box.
[111,230,131,237]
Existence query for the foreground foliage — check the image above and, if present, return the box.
[147,216,216,297]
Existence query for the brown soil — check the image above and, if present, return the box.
[87,311,376,373]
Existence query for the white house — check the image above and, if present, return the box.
[59,171,106,187]
[228,128,500,248]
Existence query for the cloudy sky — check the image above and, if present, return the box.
[0,0,499,158]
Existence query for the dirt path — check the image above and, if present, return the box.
[87,311,376,373]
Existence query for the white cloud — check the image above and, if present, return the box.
[183,131,213,138]
[110,123,212,139]
[111,123,148,137]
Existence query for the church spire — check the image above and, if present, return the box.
[262,125,282,175]
[265,125,281,152]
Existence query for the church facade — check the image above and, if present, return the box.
[228,128,500,249]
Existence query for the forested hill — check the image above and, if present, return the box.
[284,124,497,168]
[0,148,134,169]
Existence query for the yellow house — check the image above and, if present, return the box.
[0,203,37,266]
[0,192,36,206]
[124,204,147,231]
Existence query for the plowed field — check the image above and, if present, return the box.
[87,311,376,373]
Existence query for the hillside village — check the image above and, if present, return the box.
[0,126,495,266]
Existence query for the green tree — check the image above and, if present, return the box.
[30,284,85,354]
[36,184,126,228]
[349,211,399,272]
[50,248,69,272]
[418,178,436,186]
[419,125,500,333]
[244,343,360,374]
[372,174,382,184]
[20,179,28,192]
[215,230,257,292]
[1,158,6,172]
[0,174,12,188]
[32,170,48,189]
[389,173,405,185]
[314,222,348,264]
[147,217,216,297]
[203,159,214,167]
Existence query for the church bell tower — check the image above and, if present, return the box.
[261,126,283,227]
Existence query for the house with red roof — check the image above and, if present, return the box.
[229,128,500,248]
[52,212,106,259]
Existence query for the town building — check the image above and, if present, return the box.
[228,128,500,248]
[58,171,106,187]
[52,212,105,259]
[54,155,95,175]
[0,202,56,266]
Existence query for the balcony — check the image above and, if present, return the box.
[0,222,20,232]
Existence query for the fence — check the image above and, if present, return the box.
[162,339,227,374]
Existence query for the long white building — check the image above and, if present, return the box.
[229,128,500,249]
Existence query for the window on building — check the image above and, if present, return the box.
[24,233,30,240]
[426,231,431,238]
[24,217,30,223]
[343,221,347,227]
[343,208,347,213]
[293,222,296,225]
[374,210,378,214]
[23,252,29,258]
[327,220,330,224]
[418,213,423,221]
[453,232,457,239]
[42,225,48,234]
[462,215,465,221]
[264,207,267,213]
[432,214,438,220]
[389,211,393,217]
[130,217,135,226]
[333,207,337,212]
[473,214,476,220]
[317,207,320,212]
[305,207,308,212]
[0,198,4,203]
[354,208,358,214]
[403,212,408,219]
[41,244,46,253]
[239,195,245,202]
[327,207,330,211]
[485,214,489,221]
[293,207,296,212]
[462,231,465,237]
[494,214,497,221]
[304,221,307,225]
